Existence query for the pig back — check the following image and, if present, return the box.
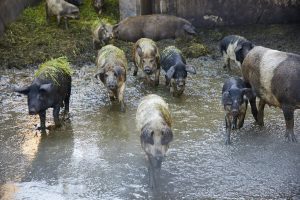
[96,45,128,71]
[136,94,171,131]
[161,46,185,71]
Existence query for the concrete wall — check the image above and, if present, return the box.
[0,0,40,37]
[120,0,300,27]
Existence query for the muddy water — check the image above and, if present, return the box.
[1,26,300,199]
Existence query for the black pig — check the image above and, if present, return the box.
[161,46,196,96]
[93,0,104,14]
[222,77,255,144]
[14,57,72,133]
[66,0,83,6]
[242,46,300,142]
[220,35,254,70]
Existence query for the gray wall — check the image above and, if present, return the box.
[120,0,300,27]
[0,0,41,37]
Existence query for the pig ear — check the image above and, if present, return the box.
[241,88,255,100]
[39,83,53,93]
[185,65,196,74]
[14,86,30,95]
[183,24,196,35]
[161,126,173,145]
[141,126,154,145]
[166,66,175,80]
[95,68,105,82]
[222,91,231,105]
[137,46,143,58]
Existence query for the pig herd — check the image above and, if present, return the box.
[14,0,300,191]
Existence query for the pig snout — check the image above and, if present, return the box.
[144,66,152,75]
[149,154,163,169]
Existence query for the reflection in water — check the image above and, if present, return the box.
[1,24,300,199]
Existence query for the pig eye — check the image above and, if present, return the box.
[142,60,145,63]
[150,59,155,63]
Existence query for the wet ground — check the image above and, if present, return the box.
[1,24,300,199]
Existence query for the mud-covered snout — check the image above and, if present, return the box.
[148,153,163,169]
[28,107,38,115]
[106,75,118,90]
[143,66,153,75]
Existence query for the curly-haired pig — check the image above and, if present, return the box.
[222,77,256,144]
[14,58,72,133]
[46,0,80,29]
[113,14,196,42]
[220,35,254,70]
[242,46,300,142]
[136,94,173,189]
[133,38,160,86]
[92,0,104,14]
[161,46,196,96]
[92,23,113,49]
[95,45,127,112]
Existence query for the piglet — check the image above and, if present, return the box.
[95,45,127,112]
[136,94,173,190]
[161,46,196,96]
[133,38,160,86]
[14,57,72,133]
[222,77,256,144]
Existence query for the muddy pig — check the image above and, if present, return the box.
[242,46,300,142]
[14,57,72,133]
[92,0,104,14]
[65,0,83,6]
[133,38,160,86]
[95,45,127,112]
[113,14,196,42]
[46,0,80,29]
[92,23,113,49]
[161,46,196,96]
[222,77,256,144]
[220,35,254,70]
[136,94,173,190]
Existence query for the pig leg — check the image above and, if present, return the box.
[249,97,258,122]
[56,15,61,26]
[154,69,160,86]
[63,89,71,119]
[133,64,138,76]
[38,110,46,133]
[225,114,232,145]
[257,99,265,126]
[118,82,126,112]
[282,105,297,142]
[170,79,176,95]
[64,17,69,30]
[223,53,230,70]
[238,101,248,129]
[53,105,62,127]
[45,4,50,23]
[165,75,170,86]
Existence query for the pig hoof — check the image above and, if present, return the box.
[225,139,231,145]
[285,133,297,142]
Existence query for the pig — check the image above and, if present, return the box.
[242,46,300,142]
[65,0,83,6]
[92,0,104,15]
[112,14,196,42]
[46,0,80,29]
[92,23,113,49]
[95,45,127,112]
[222,77,256,144]
[133,38,160,86]
[14,57,72,133]
[136,94,173,190]
[161,46,196,96]
[220,35,255,70]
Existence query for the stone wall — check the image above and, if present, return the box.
[120,0,300,27]
[0,0,40,37]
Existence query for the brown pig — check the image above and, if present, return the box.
[133,38,160,86]
[136,94,173,190]
[95,45,127,112]
[113,14,196,42]
[242,46,300,142]
[46,0,80,29]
